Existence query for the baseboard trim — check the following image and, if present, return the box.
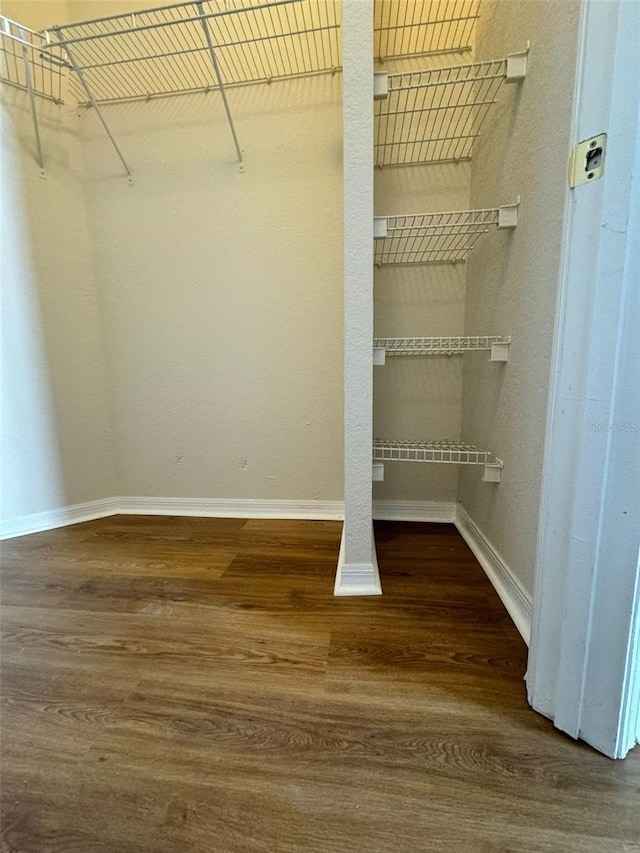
[334,526,383,596]
[373,500,457,522]
[455,504,533,646]
[1,497,345,539]
[116,497,344,521]
[0,498,119,540]
[2,497,464,540]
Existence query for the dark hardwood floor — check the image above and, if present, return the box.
[1,517,638,852]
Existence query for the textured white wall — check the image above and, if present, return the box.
[459,0,581,594]
[1,24,117,521]
[80,77,344,500]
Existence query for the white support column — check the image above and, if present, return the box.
[335,0,381,596]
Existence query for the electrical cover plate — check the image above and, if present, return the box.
[569,133,606,187]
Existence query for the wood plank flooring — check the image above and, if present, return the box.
[1,517,638,852]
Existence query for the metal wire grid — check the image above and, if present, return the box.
[1,17,65,103]
[374,0,480,62]
[45,0,341,106]
[375,207,499,265]
[375,58,507,166]
[373,439,501,467]
[374,335,510,355]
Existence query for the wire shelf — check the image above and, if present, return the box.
[374,0,480,62]
[373,439,502,469]
[374,205,520,265]
[374,336,511,356]
[45,0,341,106]
[1,16,65,103]
[375,58,508,166]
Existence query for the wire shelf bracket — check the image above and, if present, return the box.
[373,439,503,483]
[374,200,519,265]
[194,0,244,170]
[374,46,529,167]
[1,16,67,177]
[50,26,135,185]
[373,335,511,365]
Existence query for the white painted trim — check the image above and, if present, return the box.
[527,0,640,758]
[0,498,119,540]
[1,497,465,541]
[455,505,532,646]
[0,497,344,539]
[373,500,456,523]
[117,497,344,521]
[334,526,382,596]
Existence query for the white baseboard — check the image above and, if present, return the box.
[373,500,457,522]
[454,504,533,645]
[0,497,119,540]
[117,496,344,521]
[2,497,463,540]
[334,526,382,596]
[0,497,345,539]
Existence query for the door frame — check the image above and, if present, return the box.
[527,0,640,758]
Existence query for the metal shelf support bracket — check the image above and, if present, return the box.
[482,462,504,483]
[374,216,388,239]
[18,24,45,179]
[498,199,520,228]
[52,26,134,185]
[490,341,510,362]
[506,42,530,82]
[374,72,389,100]
[195,1,244,172]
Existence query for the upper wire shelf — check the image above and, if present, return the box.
[373,438,503,481]
[373,335,511,362]
[374,0,480,63]
[374,52,527,167]
[374,202,518,265]
[1,16,65,103]
[44,0,342,106]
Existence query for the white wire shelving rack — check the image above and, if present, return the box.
[374,0,480,63]
[374,50,528,167]
[45,0,341,106]
[36,0,341,179]
[374,201,518,265]
[1,17,65,102]
[373,335,511,364]
[373,439,503,482]
[1,17,68,177]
